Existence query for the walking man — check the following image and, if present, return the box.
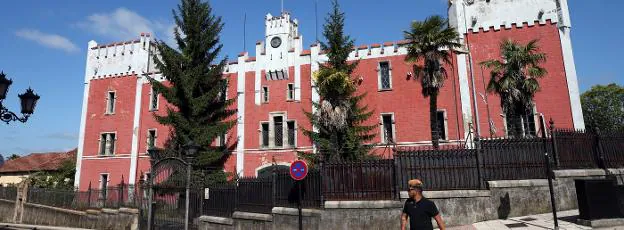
[401,179,445,230]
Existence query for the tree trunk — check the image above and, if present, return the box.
[430,91,440,149]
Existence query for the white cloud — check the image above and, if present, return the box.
[78,7,176,45]
[15,29,79,53]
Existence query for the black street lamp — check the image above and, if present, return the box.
[0,71,40,124]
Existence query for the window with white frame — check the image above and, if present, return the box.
[287,83,295,101]
[436,111,448,140]
[99,133,116,156]
[287,120,296,147]
[100,173,109,190]
[106,91,116,114]
[216,132,226,147]
[378,61,392,90]
[504,105,538,137]
[147,129,157,148]
[274,116,284,147]
[262,86,269,103]
[149,86,159,111]
[381,114,395,143]
[261,122,269,148]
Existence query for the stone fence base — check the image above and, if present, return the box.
[0,199,138,230]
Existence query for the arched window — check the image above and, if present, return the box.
[257,165,289,178]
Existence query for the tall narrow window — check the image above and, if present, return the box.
[274,116,283,147]
[261,123,269,148]
[216,132,226,147]
[287,121,296,147]
[100,174,109,198]
[106,91,116,114]
[287,84,294,101]
[522,109,537,137]
[100,174,109,190]
[505,107,537,137]
[436,111,447,140]
[99,133,116,155]
[218,80,228,103]
[262,86,269,103]
[147,130,156,148]
[149,87,159,111]
[382,114,394,143]
[379,62,391,90]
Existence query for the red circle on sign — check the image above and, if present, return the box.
[289,160,308,181]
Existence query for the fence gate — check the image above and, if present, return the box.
[145,157,195,230]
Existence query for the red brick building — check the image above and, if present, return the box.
[73,0,584,190]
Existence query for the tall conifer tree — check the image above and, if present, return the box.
[303,0,376,163]
[149,0,236,184]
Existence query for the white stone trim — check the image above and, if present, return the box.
[379,113,396,144]
[557,0,584,129]
[128,74,146,185]
[236,53,247,176]
[377,60,393,91]
[74,82,92,188]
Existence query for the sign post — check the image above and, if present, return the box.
[290,160,308,230]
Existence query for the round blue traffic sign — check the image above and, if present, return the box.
[289,160,308,181]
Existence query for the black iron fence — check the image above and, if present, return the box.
[323,159,397,201]
[274,171,322,208]
[553,128,624,169]
[481,137,547,181]
[395,146,480,191]
[236,176,274,214]
[552,129,599,169]
[202,184,236,217]
[0,186,17,201]
[26,183,142,211]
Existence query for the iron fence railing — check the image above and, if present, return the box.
[598,131,624,168]
[26,184,142,211]
[480,137,548,181]
[274,171,322,208]
[0,186,17,201]
[395,146,480,191]
[552,128,624,169]
[202,184,236,218]
[236,177,274,214]
[552,129,599,169]
[323,159,397,201]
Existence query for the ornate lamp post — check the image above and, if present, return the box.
[0,71,40,124]
[182,140,199,230]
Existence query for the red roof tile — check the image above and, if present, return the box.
[0,149,76,173]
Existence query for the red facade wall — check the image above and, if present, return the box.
[352,54,465,144]
[466,21,574,137]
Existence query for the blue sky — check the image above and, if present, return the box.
[0,1,622,157]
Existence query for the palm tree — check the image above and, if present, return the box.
[404,15,461,148]
[481,39,547,137]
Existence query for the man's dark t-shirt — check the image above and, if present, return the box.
[402,197,439,230]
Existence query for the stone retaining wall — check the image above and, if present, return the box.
[198,168,624,230]
[0,199,138,230]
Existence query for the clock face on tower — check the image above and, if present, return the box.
[270,36,282,48]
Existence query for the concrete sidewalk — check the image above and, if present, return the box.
[444,210,624,230]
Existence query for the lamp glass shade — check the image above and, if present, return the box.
[184,141,200,157]
[18,88,40,115]
[147,146,161,160]
[0,72,12,100]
